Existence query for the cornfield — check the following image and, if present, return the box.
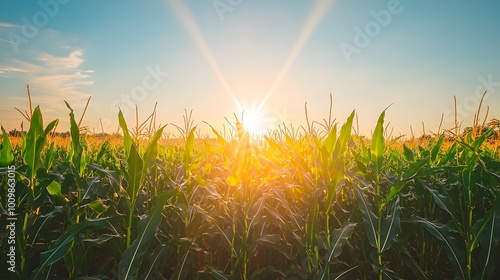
[1,97,499,279]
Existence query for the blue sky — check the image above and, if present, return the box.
[1,0,499,137]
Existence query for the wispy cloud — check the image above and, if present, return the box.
[1,49,94,111]
[37,50,85,69]
[0,22,17,28]
[0,65,29,77]
[0,22,16,46]
[0,37,14,44]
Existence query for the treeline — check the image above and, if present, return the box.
[4,129,119,138]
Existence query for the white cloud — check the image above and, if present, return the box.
[1,49,94,110]
[0,22,17,28]
[0,22,95,129]
[37,49,85,69]
[0,65,29,77]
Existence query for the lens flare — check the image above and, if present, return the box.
[242,108,265,135]
[166,0,335,134]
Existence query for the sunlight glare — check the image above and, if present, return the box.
[243,108,265,135]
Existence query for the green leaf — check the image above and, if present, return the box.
[355,186,379,248]
[119,190,177,280]
[413,217,466,280]
[23,106,44,179]
[44,119,59,135]
[143,126,165,171]
[306,195,319,249]
[65,101,84,174]
[430,135,444,163]
[140,245,172,280]
[472,208,500,279]
[471,130,489,151]
[456,139,484,170]
[402,144,414,162]
[127,144,144,204]
[425,187,453,216]
[249,234,281,255]
[326,157,345,211]
[402,157,429,180]
[331,264,362,280]
[323,124,338,155]
[81,234,120,244]
[87,163,121,188]
[392,243,429,280]
[248,196,266,229]
[385,158,429,204]
[0,126,14,166]
[31,206,65,246]
[44,142,56,170]
[33,218,109,279]
[96,140,110,162]
[333,110,355,158]
[324,223,356,268]
[440,142,457,165]
[46,181,67,206]
[380,197,400,252]
[385,181,404,205]
[371,111,385,178]
[86,199,107,217]
[119,110,133,158]
[208,123,228,146]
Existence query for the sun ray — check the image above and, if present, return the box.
[166,0,241,110]
[257,0,336,112]
[167,0,335,131]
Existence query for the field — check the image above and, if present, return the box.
[1,101,500,280]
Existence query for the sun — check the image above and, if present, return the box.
[242,108,265,135]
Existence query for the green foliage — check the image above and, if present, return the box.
[1,104,499,280]
[0,126,14,166]
[32,218,110,279]
[119,190,178,279]
[371,111,385,179]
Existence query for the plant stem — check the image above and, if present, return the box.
[466,170,473,280]
[127,205,134,247]
[325,209,331,278]
[377,207,383,280]
[20,211,29,272]
[376,179,383,280]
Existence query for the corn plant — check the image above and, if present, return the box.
[14,107,58,277]
[413,128,500,280]
[349,111,430,279]
[1,93,499,279]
